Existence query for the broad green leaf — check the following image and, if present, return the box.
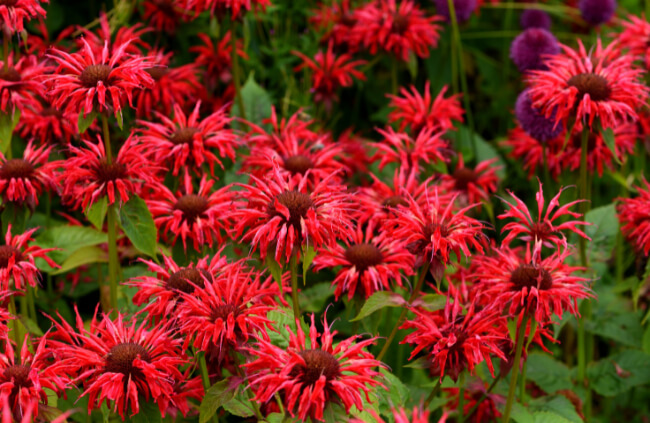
[299,283,333,313]
[44,387,58,409]
[586,310,643,348]
[35,225,108,272]
[377,368,409,416]
[17,316,43,336]
[51,246,108,275]
[302,245,317,285]
[511,402,535,423]
[599,125,621,165]
[223,395,254,418]
[412,294,446,312]
[643,323,650,355]
[0,109,21,154]
[119,195,158,259]
[583,204,619,267]
[529,395,583,423]
[86,196,108,230]
[526,352,573,393]
[127,400,162,423]
[199,379,236,423]
[587,350,650,397]
[406,51,418,80]
[351,291,406,321]
[260,413,286,423]
[265,254,283,293]
[533,411,573,423]
[78,109,97,134]
[231,73,273,129]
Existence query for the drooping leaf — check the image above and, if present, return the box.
[265,254,283,293]
[119,195,158,259]
[85,196,108,230]
[583,204,619,268]
[0,109,21,154]
[302,244,317,285]
[199,379,236,423]
[78,109,98,134]
[34,225,108,272]
[351,291,406,321]
[533,411,573,423]
[231,73,272,129]
[377,368,409,416]
[412,294,446,312]
[599,125,621,165]
[51,246,108,275]
[127,400,162,423]
[223,394,254,418]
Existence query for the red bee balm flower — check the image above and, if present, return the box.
[374,126,449,174]
[0,141,56,209]
[615,14,650,69]
[190,32,247,90]
[618,179,650,256]
[353,0,442,61]
[0,225,57,292]
[293,43,366,107]
[401,297,507,382]
[50,312,186,419]
[57,135,159,212]
[186,0,271,18]
[146,172,236,251]
[16,99,78,145]
[499,181,590,248]
[46,38,154,120]
[313,223,414,300]
[137,101,237,177]
[234,170,354,263]
[245,314,385,422]
[142,0,192,33]
[438,155,500,207]
[471,244,593,323]
[177,261,278,361]
[0,336,69,422]
[0,0,47,34]
[0,53,49,113]
[526,39,648,129]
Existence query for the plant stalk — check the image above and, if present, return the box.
[458,372,466,423]
[502,314,529,423]
[289,249,300,324]
[101,114,120,317]
[9,294,21,361]
[231,20,246,121]
[198,352,219,423]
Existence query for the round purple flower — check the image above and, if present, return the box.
[509,28,559,73]
[433,0,476,23]
[515,90,561,143]
[579,0,616,26]
[520,9,552,30]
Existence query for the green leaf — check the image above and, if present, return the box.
[17,315,43,336]
[119,195,158,259]
[78,108,97,134]
[223,394,254,418]
[265,254,284,293]
[351,291,406,321]
[587,350,650,397]
[302,244,317,285]
[35,225,108,272]
[51,246,108,275]
[1,201,30,235]
[299,283,334,313]
[511,402,535,423]
[583,204,619,266]
[199,379,236,423]
[526,352,573,393]
[529,395,583,423]
[0,109,21,154]
[412,294,446,312]
[642,323,650,355]
[533,411,573,423]
[100,402,110,423]
[377,368,409,416]
[127,400,162,423]
[86,196,108,230]
[231,73,273,129]
[586,310,643,348]
[599,126,621,165]
[406,51,418,80]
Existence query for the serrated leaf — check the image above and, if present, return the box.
[526,352,572,393]
[412,294,446,312]
[586,310,643,348]
[200,379,236,423]
[35,225,108,272]
[127,400,162,423]
[265,254,283,293]
[231,73,272,129]
[299,283,333,313]
[351,291,406,321]
[529,395,583,423]
[51,246,108,275]
[511,402,535,423]
[533,411,573,423]
[583,204,619,266]
[587,350,650,397]
[119,195,158,259]
[302,245,317,285]
[78,108,97,134]
[0,109,21,154]
[378,368,409,415]
[600,125,621,165]
[223,396,254,418]
[86,196,108,230]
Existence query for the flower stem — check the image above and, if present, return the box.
[231,20,246,121]
[391,59,398,95]
[519,357,527,402]
[232,352,263,420]
[26,285,36,322]
[9,294,20,356]
[458,372,466,423]
[289,249,300,324]
[198,352,219,423]
[423,383,441,409]
[502,314,529,423]
[578,126,590,267]
[377,261,431,362]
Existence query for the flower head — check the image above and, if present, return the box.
[616,15,650,69]
[618,179,650,256]
[190,32,247,90]
[579,0,616,26]
[245,314,384,422]
[502,126,562,179]
[442,380,504,423]
[0,53,49,113]
[0,226,57,292]
[142,0,192,33]
[520,9,552,30]
[16,99,78,145]
[137,101,237,177]
[438,155,500,207]
[309,0,358,47]
[374,126,450,174]
[0,0,47,33]
[0,141,56,209]
[433,0,476,23]
[515,89,562,143]
[526,39,648,129]
[510,28,560,73]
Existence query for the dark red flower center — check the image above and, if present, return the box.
[40,107,63,118]
[169,127,199,145]
[94,160,127,183]
[391,14,409,34]
[0,159,35,180]
[510,264,552,290]
[453,167,478,191]
[291,349,341,385]
[570,132,598,150]
[340,12,356,27]
[383,195,408,208]
[567,73,611,102]
[0,245,23,268]
[146,67,168,81]
[167,267,211,293]
[105,343,151,376]
[283,155,313,175]
[531,221,553,240]
[174,194,209,223]
[424,222,450,239]
[79,64,112,88]
[0,66,21,82]
[345,243,383,272]
[154,0,177,15]
[211,303,239,322]
[3,364,31,389]
[268,190,314,228]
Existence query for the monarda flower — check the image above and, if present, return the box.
[0,291,12,341]
[501,126,562,179]
[137,101,237,177]
[0,53,49,113]
[129,252,227,320]
[616,15,650,69]
[142,0,192,33]
[499,181,590,248]
[387,82,463,135]
[247,107,320,150]
[16,99,78,145]
[509,28,560,73]
[57,135,159,212]
[313,222,414,300]
[146,172,235,251]
[442,380,504,423]
[374,126,450,174]
[190,32,247,90]
[293,42,366,108]
[401,297,507,382]
[0,141,56,209]
[73,12,151,57]
[134,49,201,119]
[618,179,650,256]
[186,0,271,19]
[0,225,57,292]
[0,0,47,33]
[353,0,442,61]
[526,39,648,130]
[233,169,354,263]
[177,261,278,362]
[438,155,499,207]
[50,312,186,419]
[46,38,154,120]
[0,336,69,422]
[309,0,358,48]
[471,244,592,323]
[245,314,384,422]
[158,368,203,418]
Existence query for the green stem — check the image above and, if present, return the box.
[26,285,36,322]
[466,373,500,420]
[107,203,119,318]
[9,295,21,361]
[198,352,219,423]
[458,372,466,423]
[519,358,527,403]
[377,261,431,362]
[101,114,112,161]
[231,20,246,121]
[232,352,263,420]
[578,126,590,267]
[502,314,530,423]
[289,249,300,324]
[423,383,441,410]
[391,59,398,95]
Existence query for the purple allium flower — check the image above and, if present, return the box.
[433,0,477,23]
[515,90,561,142]
[520,9,552,30]
[510,28,560,73]
[579,0,617,26]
